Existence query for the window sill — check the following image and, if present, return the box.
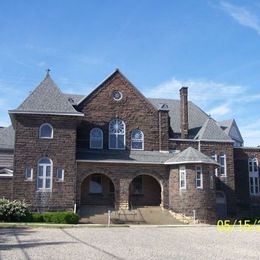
[24,179,33,182]
[36,189,52,192]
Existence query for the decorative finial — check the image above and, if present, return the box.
[46,68,51,75]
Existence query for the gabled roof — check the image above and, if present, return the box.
[9,73,84,116]
[149,98,209,135]
[194,118,233,142]
[218,119,244,143]
[0,126,15,150]
[77,69,157,113]
[165,147,219,165]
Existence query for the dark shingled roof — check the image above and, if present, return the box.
[195,118,232,142]
[77,149,175,164]
[0,126,15,150]
[148,98,209,137]
[9,74,84,116]
[63,93,85,105]
[165,147,219,165]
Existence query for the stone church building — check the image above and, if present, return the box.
[0,69,259,223]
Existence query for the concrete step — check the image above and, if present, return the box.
[79,205,182,225]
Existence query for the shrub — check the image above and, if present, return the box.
[31,211,79,224]
[0,198,30,222]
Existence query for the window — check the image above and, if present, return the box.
[25,167,33,181]
[195,166,203,189]
[89,175,102,194]
[39,123,53,139]
[112,90,122,101]
[248,158,259,196]
[131,129,144,150]
[90,128,103,149]
[56,168,64,182]
[109,119,125,149]
[211,154,218,176]
[37,158,52,191]
[179,166,186,189]
[131,176,143,194]
[219,154,227,177]
[210,174,214,189]
[211,153,227,177]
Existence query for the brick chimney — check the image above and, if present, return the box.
[180,87,189,139]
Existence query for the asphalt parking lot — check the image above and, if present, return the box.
[1,226,260,259]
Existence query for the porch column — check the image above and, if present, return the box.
[116,178,129,210]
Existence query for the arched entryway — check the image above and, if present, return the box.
[81,174,115,206]
[129,175,162,207]
[216,191,227,219]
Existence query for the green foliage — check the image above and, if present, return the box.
[0,198,79,224]
[31,211,79,224]
[0,198,30,222]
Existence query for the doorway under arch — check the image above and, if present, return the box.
[129,175,162,207]
[216,191,227,219]
[81,174,115,206]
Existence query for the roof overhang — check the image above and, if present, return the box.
[76,159,164,165]
[8,110,84,117]
[164,160,220,166]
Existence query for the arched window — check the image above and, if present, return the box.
[90,128,103,149]
[37,157,52,191]
[248,157,259,195]
[131,129,144,150]
[39,123,53,139]
[109,119,125,149]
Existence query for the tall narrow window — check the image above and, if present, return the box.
[90,128,103,149]
[109,119,125,149]
[179,166,186,189]
[131,176,143,194]
[39,123,53,139]
[211,154,218,176]
[195,166,203,189]
[219,154,227,177]
[37,158,52,191]
[25,167,33,181]
[89,175,102,194]
[248,158,259,196]
[131,129,144,150]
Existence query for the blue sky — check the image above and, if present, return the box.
[1,0,260,146]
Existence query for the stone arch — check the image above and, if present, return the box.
[129,174,163,207]
[80,173,116,206]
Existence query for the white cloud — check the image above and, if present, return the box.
[144,77,245,105]
[240,119,260,146]
[220,1,260,34]
[208,104,230,117]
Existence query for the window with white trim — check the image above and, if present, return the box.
[219,154,227,177]
[37,158,52,191]
[39,123,53,139]
[211,153,227,177]
[211,154,218,176]
[131,129,144,150]
[109,119,125,149]
[179,166,186,189]
[248,158,259,196]
[25,167,33,181]
[56,168,64,182]
[195,166,203,189]
[90,128,103,149]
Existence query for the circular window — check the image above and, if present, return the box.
[112,90,122,101]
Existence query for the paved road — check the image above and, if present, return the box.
[0,226,260,259]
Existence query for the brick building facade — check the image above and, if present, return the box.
[0,69,259,223]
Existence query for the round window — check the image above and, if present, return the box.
[112,90,122,101]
